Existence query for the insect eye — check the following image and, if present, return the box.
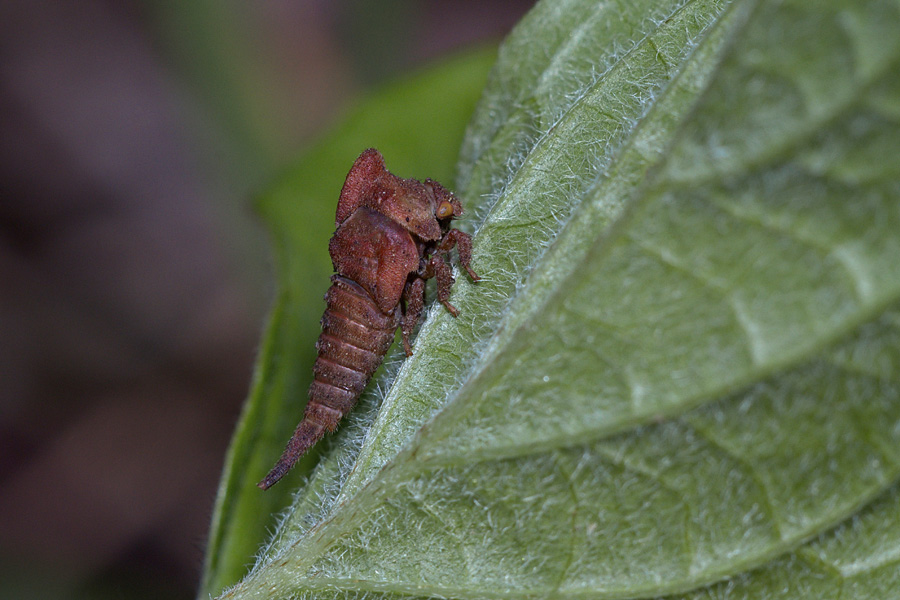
[437,200,454,219]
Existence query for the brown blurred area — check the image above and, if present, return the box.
[0,1,533,598]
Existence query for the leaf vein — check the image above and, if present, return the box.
[707,195,870,305]
[684,417,785,541]
[630,234,767,363]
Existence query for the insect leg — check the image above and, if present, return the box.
[400,277,426,356]
[438,229,480,281]
[428,253,459,317]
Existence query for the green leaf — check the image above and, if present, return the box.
[199,47,497,599]
[213,0,900,598]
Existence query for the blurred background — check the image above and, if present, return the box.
[0,1,533,598]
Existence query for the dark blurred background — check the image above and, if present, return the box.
[0,1,533,598]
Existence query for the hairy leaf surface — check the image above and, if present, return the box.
[214,0,900,598]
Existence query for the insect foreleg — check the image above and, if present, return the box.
[437,229,480,282]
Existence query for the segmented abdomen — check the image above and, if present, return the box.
[312,275,398,421]
[257,274,397,489]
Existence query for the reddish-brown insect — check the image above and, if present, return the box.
[258,148,479,489]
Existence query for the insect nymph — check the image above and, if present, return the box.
[258,148,479,489]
